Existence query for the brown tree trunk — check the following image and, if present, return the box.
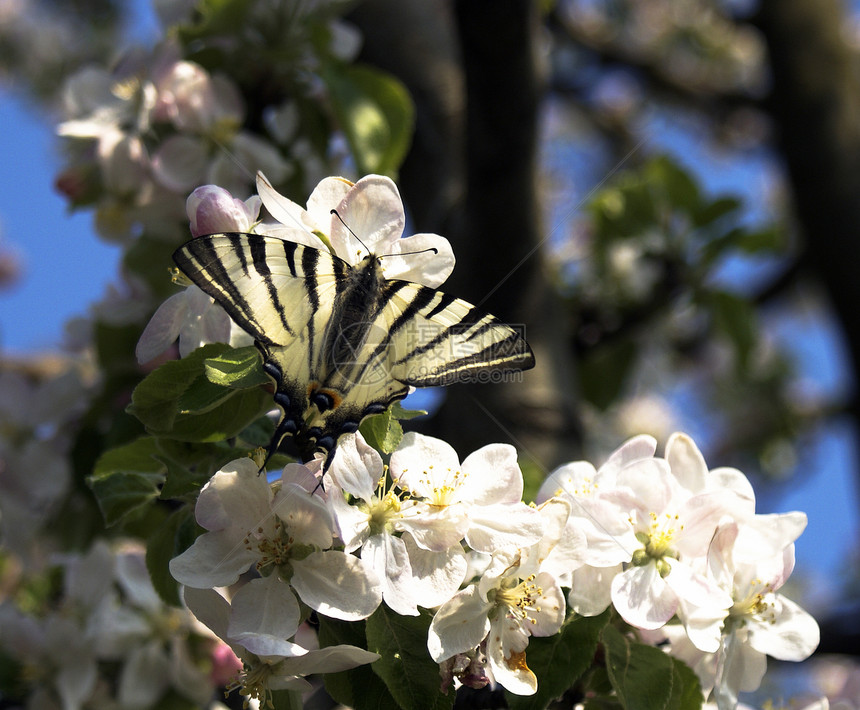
[351,0,581,470]
[757,0,860,655]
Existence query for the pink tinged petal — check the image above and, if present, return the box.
[734,512,808,567]
[378,232,456,287]
[598,434,658,479]
[465,503,544,555]
[195,458,273,532]
[63,540,115,608]
[748,595,819,661]
[272,484,334,548]
[530,571,566,637]
[136,291,188,363]
[611,564,679,630]
[169,529,258,588]
[257,171,318,233]
[305,176,354,229]
[402,535,467,609]
[536,461,597,503]
[99,130,150,195]
[330,175,405,261]
[186,184,260,236]
[486,616,537,696]
[228,576,301,653]
[115,549,161,612]
[209,134,291,191]
[183,587,233,645]
[612,458,676,516]
[328,489,371,552]
[117,641,171,708]
[666,432,709,492]
[568,564,619,617]
[275,645,380,676]
[390,432,462,498]
[708,466,756,510]
[397,501,469,551]
[714,631,768,710]
[291,550,382,621]
[677,593,731,654]
[329,433,383,501]
[279,462,321,492]
[151,134,208,192]
[552,528,590,584]
[675,490,743,558]
[570,498,638,567]
[427,585,493,662]
[209,74,245,127]
[460,443,523,505]
[364,532,418,616]
[663,559,732,615]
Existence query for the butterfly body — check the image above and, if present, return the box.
[174,233,534,465]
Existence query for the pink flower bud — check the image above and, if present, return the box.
[186,185,261,237]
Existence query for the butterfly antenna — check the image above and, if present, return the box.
[379,247,438,259]
[330,209,372,255]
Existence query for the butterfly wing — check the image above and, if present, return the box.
[173,233,535,466]
[173,233,350,459]
[374,281,535,387]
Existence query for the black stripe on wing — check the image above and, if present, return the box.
[174,235,259,333]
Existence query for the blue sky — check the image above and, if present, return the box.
[0,2,856,611]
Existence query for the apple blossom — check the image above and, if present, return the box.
[184,586,380,708]
[326,432,468,616]
[427,499,570,696]
[255,171,456,287]
[169,458,383,623]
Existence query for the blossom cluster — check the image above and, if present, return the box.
[172,428,819,707]
[137,171,821,708]
[0,541,229,709]
[54,4,360,246]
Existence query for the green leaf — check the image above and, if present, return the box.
[702,225,784,265]
[88,437,166,526]
[359,407,404,454]
[323,62,415,176]
[129,344,272,442]
[318,616,399,710]
[601,625,675,710]
[269,689,304,710]
[365,606,454,710]
[649,156,700,215]
[705,290,757,370]
[146,506,200,606]
[666,656,704,710]
[508,611,610,710]
[693,196,741,228]
[204,346,269,388]
[391,401,427,420]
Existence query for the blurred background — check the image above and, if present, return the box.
[2,0,860,705]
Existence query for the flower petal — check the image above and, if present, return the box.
[291,550,382,621]
[427,585,492,662]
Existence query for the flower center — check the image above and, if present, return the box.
[729,578,777,625]
[229,660,275,709]
[402,463,468,507]
[245,520,293,571]
[630,512,682,576]
[494,574,542,629]
[366,490,401,536]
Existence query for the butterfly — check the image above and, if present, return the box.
[173,232,535,467]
